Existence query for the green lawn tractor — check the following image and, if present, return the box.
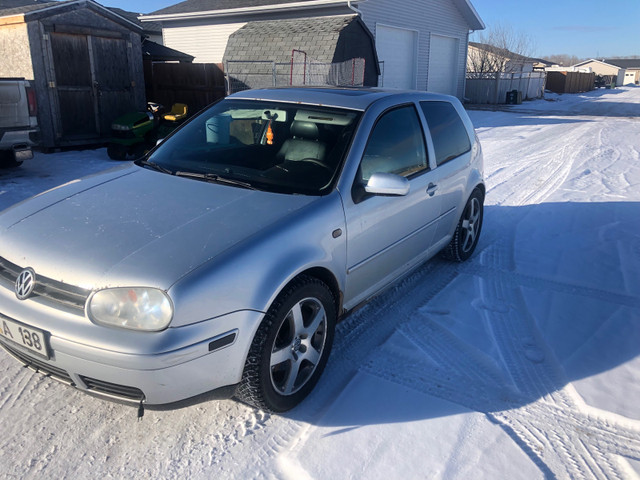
[107,102,188,160]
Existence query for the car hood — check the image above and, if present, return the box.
[0,166,316,290]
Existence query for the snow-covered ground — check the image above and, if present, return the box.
[1,87,639,479]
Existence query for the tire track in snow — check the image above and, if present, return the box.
[230,261,463,475]
[354,112,640,478]
[474,209,640,479]
[485,121,588,207]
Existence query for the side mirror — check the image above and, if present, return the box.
[364,172,410,196]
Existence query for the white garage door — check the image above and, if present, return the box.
[428,35,459,96]
[376,24,417,89]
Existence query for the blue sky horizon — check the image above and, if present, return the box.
[101,0,639,59]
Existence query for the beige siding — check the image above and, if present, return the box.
[163,22,246,63]
[577,61,620,76]
[358,0,470,97]
[0,22,34,78]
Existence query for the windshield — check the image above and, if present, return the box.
[147,99,361,195]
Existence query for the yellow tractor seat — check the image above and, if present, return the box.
[163,103,188,122]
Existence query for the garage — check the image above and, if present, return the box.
[428,34,459,96]
[375,24,417,89]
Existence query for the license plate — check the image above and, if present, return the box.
[0,317,49,359]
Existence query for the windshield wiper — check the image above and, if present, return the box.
[175,171,258,190]
[136,159,174,175]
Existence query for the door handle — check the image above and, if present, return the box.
[426,183,438,197]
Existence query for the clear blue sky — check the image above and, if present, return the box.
[101,0,640,59]
[469,0,640,59]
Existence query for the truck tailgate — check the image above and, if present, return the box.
[0,81,29,129]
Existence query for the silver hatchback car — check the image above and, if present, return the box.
[0,88,484,413]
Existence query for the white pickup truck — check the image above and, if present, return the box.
[0,78,39,167]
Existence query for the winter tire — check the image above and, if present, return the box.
[442,188,484,262]
[236,275,336,412]
[107,143,127,160]
[0,150,23,168]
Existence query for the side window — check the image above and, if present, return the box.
[359,105,428,183]
[420,101,471,167]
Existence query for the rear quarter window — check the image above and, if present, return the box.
[420,101,471,167]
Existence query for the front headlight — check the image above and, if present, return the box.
[88,288,173,331]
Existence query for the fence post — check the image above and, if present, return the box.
[272,62,277,87]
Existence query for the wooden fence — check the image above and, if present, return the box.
[545,71,595,94]
[465,72,546,104]
[143,60,226,114]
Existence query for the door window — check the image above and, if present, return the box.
[420,101,471,166]
[353,105,428,201]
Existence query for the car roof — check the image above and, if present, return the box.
[228,87,456,111]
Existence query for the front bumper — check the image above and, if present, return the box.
[0,305,264,405]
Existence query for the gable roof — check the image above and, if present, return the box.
[0,0,142,31]
[0,0,57,16]
[603,58,640,69]
[572,58,624,70]
[453,0,484,30]
[469,41,532,63]
[142,0,484,30]
[0,0,50,7]
[107,6,162,34]
[149,0,324,16]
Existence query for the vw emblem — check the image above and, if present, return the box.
[15,268,36,300]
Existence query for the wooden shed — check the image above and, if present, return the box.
[0,0,145,148]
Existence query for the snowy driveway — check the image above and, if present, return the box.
[1,87,639,479]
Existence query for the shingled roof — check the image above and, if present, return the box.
[142,38,194,62]
[0,0,51,7]
[603,58,640,69]
[0,0,57,16]
[108,6,162,35]
[149,0,324,16]
[0,0,142,31]
[224,15,358,65]
[223,14,379,89]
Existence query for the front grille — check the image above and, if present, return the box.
[0,257,91,311]
[0,340,73,385]
[79,376,145,402]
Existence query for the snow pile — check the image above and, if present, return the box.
[0,87,639,479]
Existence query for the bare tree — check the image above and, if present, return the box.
[542,54,583,67]
[468,23,536,74]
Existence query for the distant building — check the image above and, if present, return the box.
[467,41,534,73]
[572,58,640,86]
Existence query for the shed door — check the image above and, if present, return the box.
[376,25,417,89]
[92,36,133,135]
[50,32,98,139]
[50,32,134,141]
[428,35,459,96]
